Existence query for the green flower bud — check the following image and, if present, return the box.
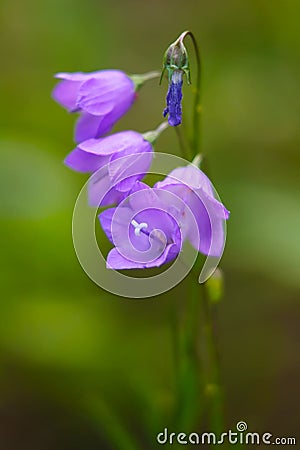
[160,34,191,85]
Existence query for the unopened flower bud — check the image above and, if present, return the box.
[160,35,191,84]
[160,33,191,127]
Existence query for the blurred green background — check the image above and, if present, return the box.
[0,0,299,448]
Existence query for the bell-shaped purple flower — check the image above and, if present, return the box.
[155,164,230,257]
[99,182,182,270]
[64,131,153,207]
[52,70,136,142]
[163,70,183,126]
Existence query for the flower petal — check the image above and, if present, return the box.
[106,242,179,270]
[88,170,125,207]
[147,242,179,267]
[155,164,214,198]
[77,71,134,116]
[186,190,228,256]
[128,185,160,212]
[54,72,97,82]
[77,78,115,115]
[106,248,147,270]
[163,75,183,126]
[52,79,82,111]
[98,208,117,244]
[64,145,110,173]
[74,113,104,143]
[109,151,153,193]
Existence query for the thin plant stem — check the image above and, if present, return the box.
[179,31,202,157]
[83,395,141,450]
[200,283,225,435]
[172,272,226,448]
[182,28,225,439]
[173,276,203,431]
[175,126,191,161]
[172,31,225,448]
[165,31,225,449]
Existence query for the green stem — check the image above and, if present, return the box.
[142,120,169,144]
[130,70,161,90]
[170,31,225,449]
[175,126,191,160]
[173,277,203,432]
[201,283,225,436]
[179,31,202,157]
[175,275,225,449]
[83,395,141,450]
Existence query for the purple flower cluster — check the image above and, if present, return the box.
[53,67,229,270]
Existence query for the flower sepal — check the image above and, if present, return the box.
[160,33,191,85]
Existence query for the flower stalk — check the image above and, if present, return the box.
[179,31,202,156]
[168,30,225,442]
[201,282,225,435]
[142,121,169,144]
[130,70,161,89]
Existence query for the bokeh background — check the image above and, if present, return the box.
[0,0,299,448]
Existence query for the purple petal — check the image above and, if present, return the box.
[52,71,102,111]
[185,190,228,256]
[107,248,146,270]
[53,70,136,141]
[77,132,143,158]
[129,181,151,194]
[99,206,133,241]
[64,144,110,173]
[77,71,135,116]
[74,112,105,143]
[133,208,177,243]
[127,209,181,264]
[109,151,153,193]
[92,131,152,192]
[98,208,117,244]
[155,165,214,198]
[64,133,131,173]
[128,185,160,212]
[52,79,82,112]
[77,78,115,115]
[149,243,179,266]
[154,169,230,257]
[93,131,149,157]
[106,243,179,270]
[54,72,98,82]
[88,170,126,207]
[99,187,183,269]
[163,74,183,127]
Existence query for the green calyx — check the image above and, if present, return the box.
[160,33,191,85]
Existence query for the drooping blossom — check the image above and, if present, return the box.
[161,33,190,127]
[64,131,153,207]
[99,182,182,269]
[163,70,183,126]
[52,70,136,142]
[154,164,230,257]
